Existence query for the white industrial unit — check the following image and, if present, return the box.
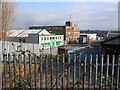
[7,29,64,49]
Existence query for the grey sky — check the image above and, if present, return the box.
[16,2,118,30]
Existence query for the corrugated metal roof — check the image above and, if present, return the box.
[107,33,120,38]
[101,35,120,45]
[8,29,42,37]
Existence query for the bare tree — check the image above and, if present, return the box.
[0,0,16,41]
[0,0,16,53]
[0,1,2,40]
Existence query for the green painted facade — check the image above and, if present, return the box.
[39,33,63,48]
[41,41,61,47]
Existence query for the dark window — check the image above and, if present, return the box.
[44,37,46,40]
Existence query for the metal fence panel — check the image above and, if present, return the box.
[1,53,120,89]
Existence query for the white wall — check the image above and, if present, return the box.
[0,41,58,56]
[87,34,97,40]
[39,29,51,35]
[39,35,64,49]
[80,33,97,41]
[83,37,87,43]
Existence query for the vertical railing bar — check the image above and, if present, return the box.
[88,54,92,90]
[78,53,81,89]
[73,54,74,89]
[84,55,87,89]
[18,54,22,89]
[82,54,86,90]
[8,53,12,89]
[6,53,8,88]
[105,55,109,89]
[62,54,65,88]
[84,54,87,73]
[45,55,48,89]
[82,55,84,89]
[56,55,59,89]
[5,54,7,88]
[23,53,26,89]
[111,55,115,88]
[51,55,53,88]
[94,54,98,89]
[13,53,16,88]
[116,55,120,89]
[67,54,70,88]
[39,54,43,89]
[100,54,104,89]
[73,53,76,89]
[88,55,90,89]
[3,53,7,89]
[0,53,2,89]
[18,54,20,88]
[28,53,32,89]
[36,54,38,89]
[34,54,37,89]
[2,54,3,89]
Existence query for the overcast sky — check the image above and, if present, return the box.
[15,1,118,30]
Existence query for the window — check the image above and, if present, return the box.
[44,37,46,40]
[56,37,57,39]
[60,36,62,39]
[47,37,49,40]
[41,37,43,41]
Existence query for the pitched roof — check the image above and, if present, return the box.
[7,29,43,37]
[107,32,120,38]
[101,35,120,45]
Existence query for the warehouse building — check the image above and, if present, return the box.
[29,20,80,44]
[7,29,64,49]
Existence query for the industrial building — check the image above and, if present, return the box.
[79,33,97,43]
[29,20,80,44]
[7,29,64,49]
